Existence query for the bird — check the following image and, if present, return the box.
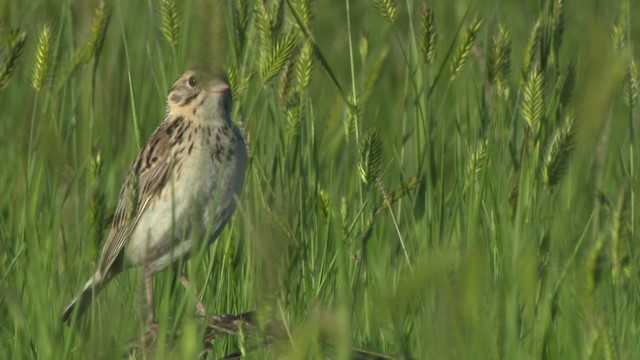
[62,69,248,333]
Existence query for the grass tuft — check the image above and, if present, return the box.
[611,24,626,51]
[318,188,329,222]
[374,174,421,215]
[521,66,544,135]
[254,0,273,61]
[559,62,576,108]
[487,24,511,89]
[56,2,110,93]
[420,5,437,64]
[521,18,542,84]
[465,141,487,189]
[371,0,398,24]
[362,49,387,108]
[542,114,574,190]
[552,0,565,57]
[295,41,313,93]
[450,14,482,79]
[156,0,181,49]
[262,30,297,84]
[84,1,110,63]
[624,59,638,108]
[87,150,107,260]
[279,46,297,102]
[291,0,313,29]
[611,187,630,283]
[586,236,606,294]
[31,24,52,91]
[285,93,302,138]
[357,129,383,185]
[230,0,250,62]
[0,29,27,89]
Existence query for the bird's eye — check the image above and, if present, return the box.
[188,75,197,87]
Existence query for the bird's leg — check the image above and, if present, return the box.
[180,274,207,316]
[145,274,159,334]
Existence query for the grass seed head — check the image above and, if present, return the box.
[156,0,181,49]
[521,66,544,136]
[451,14,482,79]
[31,24,53,91]
[371,0,398,24]
[420,5,437,64]
[358,129,383,185]
[0,30,27,89]
[542,114,575,190]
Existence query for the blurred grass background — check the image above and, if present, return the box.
[1,0,640,358]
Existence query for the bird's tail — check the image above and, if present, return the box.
[62,272,105,324]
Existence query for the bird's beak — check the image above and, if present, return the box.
[209,83,230,93]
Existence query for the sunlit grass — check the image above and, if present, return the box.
[1,0,639,359]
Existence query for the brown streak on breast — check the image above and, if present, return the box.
[214,143,224,162]
[176,163,183,180]
[175,122,191,144]
[166,116,184,135]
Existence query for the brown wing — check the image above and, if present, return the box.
[97,121,175,276]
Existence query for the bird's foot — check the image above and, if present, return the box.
[143,320,159,348]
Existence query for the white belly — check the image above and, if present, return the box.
[124,127,247,273]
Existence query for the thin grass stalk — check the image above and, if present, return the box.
[376,179,412,270]
[87,151,106,259]
[344,0,360,140]
[26,24,53,202]
[89,2,111,155]
[117,5,142,148]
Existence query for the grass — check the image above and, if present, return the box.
[1,0,639,358]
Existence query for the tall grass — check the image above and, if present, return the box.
[1,0,639,358]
